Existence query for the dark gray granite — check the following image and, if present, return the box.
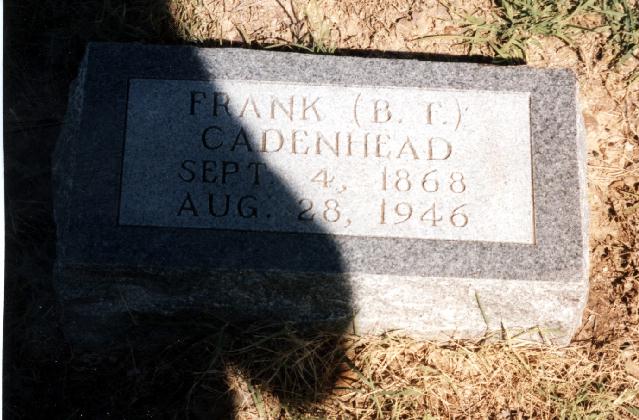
[54,43,588,349]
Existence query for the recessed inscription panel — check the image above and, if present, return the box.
[119,79,533,243]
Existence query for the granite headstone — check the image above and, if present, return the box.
[54,43,589,349]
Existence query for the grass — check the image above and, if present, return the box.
[595,0,639,60]
[265,0,337,53]
[299,0,337,54]
[223,330,639,418]
[428,0,592,62]
[592,0,639,84]
[458,0,638,81]
[5,0,639,418]
[430,0,638,80]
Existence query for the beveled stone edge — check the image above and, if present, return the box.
[55,262,589,347]
[349,273,589,346]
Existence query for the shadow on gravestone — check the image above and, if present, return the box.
[89,63,356,417]
[5,1,357,419]
[6,0,593,416]
[53,45,356,420]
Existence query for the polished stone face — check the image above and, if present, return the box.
[54,43,589,349]
[120,79,533,244]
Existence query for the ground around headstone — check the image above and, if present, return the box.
[6,1,639,418]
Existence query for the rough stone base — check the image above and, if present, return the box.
[55,266,587,350]
[350,274,588,345]
[54,266,355,351]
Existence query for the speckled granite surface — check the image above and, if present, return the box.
[54,43,588,349]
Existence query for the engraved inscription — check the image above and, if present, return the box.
[119,79,534,243]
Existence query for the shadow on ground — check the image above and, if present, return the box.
[4,1,500,417]
[4,1,353,418]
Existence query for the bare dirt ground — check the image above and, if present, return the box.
[5,0,639,418]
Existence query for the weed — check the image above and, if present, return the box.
[429,0,594,62]
[301,0,336,54]
[431,0,638,80]
[266,0,337,53]
[590,0,639,75]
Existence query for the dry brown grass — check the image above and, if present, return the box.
[5,0,638,417]
[164,0,639,418]
[225,332,639,418]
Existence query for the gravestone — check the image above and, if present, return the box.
[54,43,588,349]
